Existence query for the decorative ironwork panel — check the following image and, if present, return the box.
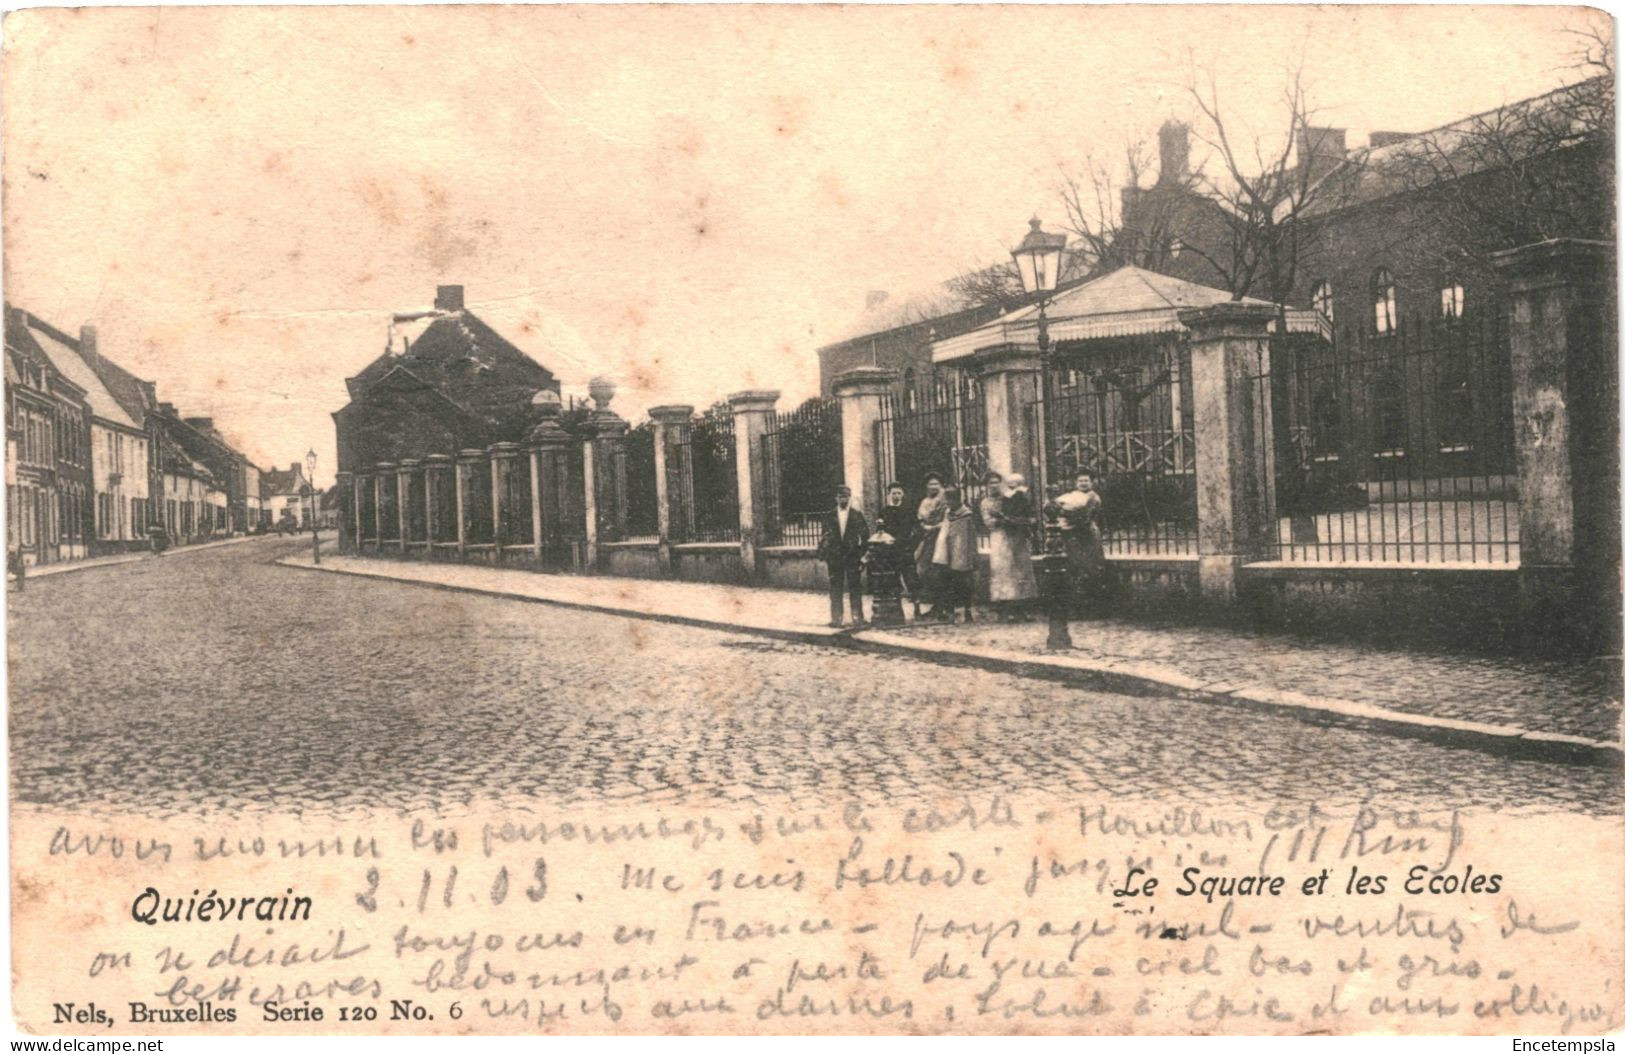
[1033,341,1197,556]
[762,397,842,547]
[624,422,659,539]
[874,370,989,506]
[673,404,740,543]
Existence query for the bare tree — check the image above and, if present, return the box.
[941,261,1027,312]
[1364,27,1613,277]
[1379,75,1613,269]
[1056,140,1195,276]
[1182,64,1366,305]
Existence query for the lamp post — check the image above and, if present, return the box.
[1011,217,1072,650]
[305,449,320,566]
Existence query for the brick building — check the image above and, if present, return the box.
[818,76,1611,405]
[1118,76,1613,330]
[10,312,154,554]
[333,284,562,473]
[4,306,92,565]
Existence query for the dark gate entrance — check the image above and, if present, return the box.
[1027,339,1197,556]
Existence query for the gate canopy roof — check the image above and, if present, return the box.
[930,265,1324,364]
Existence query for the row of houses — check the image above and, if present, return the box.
[4,304,321,567]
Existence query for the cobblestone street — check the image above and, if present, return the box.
[8,536,1619,818]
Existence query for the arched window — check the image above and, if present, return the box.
[933,372,951,407]
[1311,279,1334,323]
[1371,268,1397,334]
[1439,279,1465,320]
[902,367,918,412]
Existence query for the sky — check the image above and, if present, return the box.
[2,4,1610,485]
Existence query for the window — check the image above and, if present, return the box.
[1311,280,1334,323]
[902,368,918,412]
[1169,237,1184,259]
[1372,268,1397,334]
[1440,280,1465,320]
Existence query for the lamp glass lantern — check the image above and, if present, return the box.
[1011,217,1067,296]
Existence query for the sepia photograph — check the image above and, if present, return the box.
[2,2,1620,1040]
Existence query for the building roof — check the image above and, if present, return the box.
[1304,75,1611,218]
[343,306,559,439]
[261,465,307,498]
[154,428,215,483]
[12,312,140,429]
[931,265,1322,362]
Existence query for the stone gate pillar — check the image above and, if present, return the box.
[336,471,355,552]
[455,450,481,556]
[489,442,522,560]
[832,367,899,517]
[649,405,695,575]
[374,465,394,547]
[1494,238,1618,649]
[972,344,1042,481]
[584,377,630,570]
[1179,302,1277,605]
[396,461,413,553]
[528,401,575,569]
[729,389,780,576]
[424,454,452,553]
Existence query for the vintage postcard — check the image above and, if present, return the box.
[3,3,1620,1040]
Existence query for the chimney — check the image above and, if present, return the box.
[185,416,214,432]
[159,402,177,416]
[1369,131,1410,149]
[1157,121,1190,186]
[434,285,465,312]
[79,325,98,363]
[1297,125,1348,183]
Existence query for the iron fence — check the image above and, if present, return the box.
[1030,343,1197,556]
[624,422,659,539]
[761,397,842,547]
[1255,310,1516,564]
[874,370,989,506]
[671,405,740,543]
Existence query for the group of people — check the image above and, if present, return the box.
[817,469,1110,629]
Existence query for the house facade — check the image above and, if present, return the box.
[333,284,562,472]
[5,306,92,565]
[262,463,313,528]
[13,315,152,554]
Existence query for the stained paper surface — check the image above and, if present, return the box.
[4,4,1620,1038]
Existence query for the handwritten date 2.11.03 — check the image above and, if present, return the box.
[356,861,550,914]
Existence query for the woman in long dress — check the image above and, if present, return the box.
[1050,469,1107,617]
[980,472,1038,621]
[913,472,947,616]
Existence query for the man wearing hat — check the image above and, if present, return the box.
[817,484,870,628]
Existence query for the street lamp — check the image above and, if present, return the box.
[1011,215,1067,352]
[1011,217,1072,649]
[305,448,320,566]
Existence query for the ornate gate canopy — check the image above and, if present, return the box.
[928,265,1323,365]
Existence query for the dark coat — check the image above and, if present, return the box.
[817,506,870,566]
[875,503,918,550]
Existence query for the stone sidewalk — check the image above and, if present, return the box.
[281,550,1622,763]
[7,530,303,583]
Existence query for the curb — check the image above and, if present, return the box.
[8,533,298,584]
[278,556,1622,768]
